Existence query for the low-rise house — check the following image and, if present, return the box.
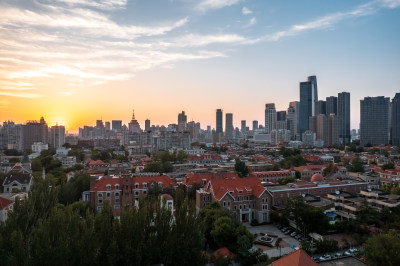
[53,154,77,168]
[188,154,224,166]
[251,170,294,183]
[0,196,14,222]
[196,177,270,223]
[2,163,33,193]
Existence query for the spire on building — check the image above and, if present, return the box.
[132,109,135,121]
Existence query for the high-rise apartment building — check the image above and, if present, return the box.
[277,111,287,131]
[0,121,22,150]
[316,114,328,145]
[105,122,110,131]
[265,103,277,134]
[22,117,48,151]
[328,114,338,146]
[145,119,151,131]
[391,93,400,146]
[241,120,246,133]
[338,92,351,144]
[287,101,299,139]
[112,120,122,132]
[252,120,258,131]
[216,109,223,134]
[360,96,390,146]
[316,100,326,115]
[225,113,233,139]
[49,124,65,149]
[178,111,187,132]
[299,76,318,134]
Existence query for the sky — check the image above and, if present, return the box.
[0,0,399,133]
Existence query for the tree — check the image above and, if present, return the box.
[382,162,395,170]
[356,199,380,225]
[314,239,339,254]
[322,163,338,177]
[363,231,400,266]
[235,158,249,177]
[188,183,204,200]
[350,156,364,172]
[9,157,20,163]
[143,162,164,173]
[277,177,296,185]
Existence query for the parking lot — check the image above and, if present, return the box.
[245,224,301,258]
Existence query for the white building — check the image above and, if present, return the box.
[31,142,48,153]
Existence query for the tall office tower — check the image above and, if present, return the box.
[128,109,142,133]
[360,96,390,146]
[22,117,48,151]
[391,93,400,146]
[216,109,223,134]
[337,92,351,144]
[252,120,258,131]
[241,120,246,133]
[178,111,187,132]
[112,120,122,132]
[265,103,277,134]
[96,120,104,128]
[316,100,326,115]
[309,116,317,133]
[326,96,338,115]
[225,113,233,139]
[288,101,299,138]
[316,114,328,145]
[277,111,287,130]
[328,114,338,146]
[145,119,151,131]
[105,122,110,130]
[49,124,65,149]
[299,75,318,134]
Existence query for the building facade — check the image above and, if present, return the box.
[299,76,318,134]
[337,92,350,145]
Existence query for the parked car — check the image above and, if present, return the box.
[323,254,331,260]
[284,230,292,235]
[290,232,297,237]
[335,252,342,257]
[295,235,302,240]
[312,256,320,262]
[344,250,352,256]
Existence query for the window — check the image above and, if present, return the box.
[227,201,231,207]
[115,184,119,190]
[135,191,139,196]
[98,193,103,204]
[262,204,268,210]
[115,192,120,199]
[106,184,111,190]
[97,206,102,212]
[106,192,111,199]
[223,201,226,207]
[114,205,120,209]
[234,205,237,210]
[143,183,147,188]
[158,182,163,187]
[143,191,147,194]
[135,183,139,189]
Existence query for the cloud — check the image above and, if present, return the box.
[265,1,384,42]
[242,6,252,15]
[197,0,241,11]
[49,0,128,10]
[161,33,260,47]
[246,17,257,27]
[0,91,39,98]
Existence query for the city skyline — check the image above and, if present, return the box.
[1,0,399,131]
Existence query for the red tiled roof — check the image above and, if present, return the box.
[271,249,318,266]
[213,247,235,259]
[293,165,327,172]
[188,154,223,162]
[303,155,322,162]
[91,175,177,191]
[251,171,292,177]
[0,196,13,210]
[182,172,238,186]
[209,177,266,200]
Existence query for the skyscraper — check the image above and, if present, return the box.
[22,117,48,151]
[241,120,246,133]
[178,111,187,132]
[265,103,277,134]
[316,114,328,145]
[145,119,151,131]
[287,101,299,139]
[326,96,338,115]
[112,120,122,132]
[391,93,400,146]
[225,113,233,139]
[328,114,338,146]
[128,110,141,133]
[299,75,318,134]
[216,109,223,134]
[277,111,287,130]
[252,120,258,131]
[316,100,326,115]
[360,96,390,146]
[49,124,65,149]
[338,92,350,144]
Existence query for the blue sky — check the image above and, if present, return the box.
[0,0,399,130]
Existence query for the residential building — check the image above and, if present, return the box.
[225,113,233,139]
[265,103,277,134]
[22,117,48,151]
[360,96,390,146]
[391,93,400,146]
[241,120,246,134]
[326,96,338,115]
[287,103,298,139]
[316,114,328,145]
[328,114,338,146]
[145,119,151,131]
[178,111,187,132]
[0,121,22,150]
[112,120,122,132]
[0,197,14,222]
[337,92,351,144]
[49,124,65,149]
[252,120,258,131]
[31,142,48,153]
[196,177,270,223]
[277,111,287,131]
[2,163,33,193]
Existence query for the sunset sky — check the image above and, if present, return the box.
[0,0,399,132]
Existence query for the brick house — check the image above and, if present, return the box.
[251,170,295,183]
[196,177,270,223]
[82,174,177,216]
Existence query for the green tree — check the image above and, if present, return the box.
[314,239,339,254]
[363,231,400,266]
[235,158,249,177]
[382,162,395,170]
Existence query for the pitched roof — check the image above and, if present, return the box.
[188,154,223,162]
[271,249,318,266]
[182,172,238,186]
[90,175,178,191]
[293,165,327,172]
[209,177,266,200]
[0,196,14,210]
[3,172,32,186]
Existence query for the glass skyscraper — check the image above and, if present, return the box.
[299,75,318,134]
[216,109,223,134]
[338,92,350,145]
[391,93,400,146]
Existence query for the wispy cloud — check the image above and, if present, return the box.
[197,0,241,11]
[49,0,128,10]
[245,17,257,27]
[265,1,387,42]
[242,6,252,15]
